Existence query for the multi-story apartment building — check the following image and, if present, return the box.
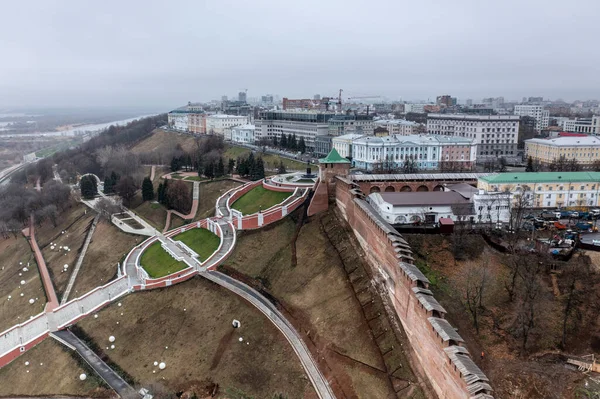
[478,172,600,208]
[514,105,550,131]
[231,124,256,144]
[525,136,600,167]
[404,103,428,113]
[167,110,190,131]
[351,134,476,171]
[205,114,248,137]
[188,113,206,134]
[560,116,600,135]
[427,114,520,159]
[374,119,420,136]
[327,115,374,136]
[256,110,334,152]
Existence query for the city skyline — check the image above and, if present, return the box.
[0,0,599,109]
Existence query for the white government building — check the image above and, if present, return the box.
[231,124,256,144]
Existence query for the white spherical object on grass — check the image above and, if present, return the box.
[7,295,11,300]
[22,267,27,272]
[20,293,24,297]
[158,362,166,370]
[153,361,158,366]
[109,336,115,342]
[118,303,122,307]
[29,299,35,304]
[25,361,29,366]
[79,373,87,381]
[21,280,26,285]
[239,337,243,342]
[19,262,22,265]
[94,314,98,319]
[110,344,115,350]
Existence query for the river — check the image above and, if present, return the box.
[0,114,157,138]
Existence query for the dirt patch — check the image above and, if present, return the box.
[133,200,167,231]
[71,220,141,297]
[0,337,111,397]
[37,204,94,300]
[76,276,313,398]
[0,236,46,332]
[131,129,198,155]
[195,179,243,220]
[224,209,415,398]
[169,214,188,229]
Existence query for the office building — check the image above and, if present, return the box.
[404,103,428,113]
[514,105,550,131]
[314,135,334,157]
[436,95,457,107]
[351,134,476,171]
[256,110,334,151]
[427,114,520,159]
[328,115,374,136]
[205,114,248,137]
[238,91,247,103]
[560,116,600,135]
[525,136,600,168]
[282,97,330,111]
[478,172,600,208]
[374,119,420,136]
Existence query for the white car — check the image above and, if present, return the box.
[593,240,600,246]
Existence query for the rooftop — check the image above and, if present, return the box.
[319,148,351,164]
[374,119,419,126]
[479,172,600,184]
[428,113,519,121]
[525,136,600,146]
[351,173,490,182]
[353,134,474,146]
[370,191,471,207]
[429,317,464,342]
[332,133,365,141]
[207,114,248,119]
[233,124,255,130]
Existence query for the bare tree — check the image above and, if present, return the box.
[94,197,122,220]
[116,176,137,207]
[460,261,490,334]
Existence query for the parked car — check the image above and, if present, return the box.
[568,211,580,218]
[523,214,536,220]
[541,211,559,220]
[575,222,592,231]
[592,240,600,246]
[590,209,600,216]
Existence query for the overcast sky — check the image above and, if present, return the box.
[1,0,598,110]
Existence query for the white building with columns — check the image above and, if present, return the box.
[205,114,248,137]
[231,124,256,144]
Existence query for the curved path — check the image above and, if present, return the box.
[2,176,334,399]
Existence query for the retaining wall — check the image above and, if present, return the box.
[334,177,494,399]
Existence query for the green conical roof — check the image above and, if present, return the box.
[319,148,350,164]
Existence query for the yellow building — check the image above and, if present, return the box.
[478,172,600,209]
[525,136,600,167]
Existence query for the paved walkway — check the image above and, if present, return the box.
[149,165,155,182]
[202,270,334,399]
[52,330,138,399]
[163,181,199,233]
[2,175,335,399]
[24,214,59,311]
[61,214,100,304]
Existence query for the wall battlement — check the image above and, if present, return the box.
[333,176,494,399]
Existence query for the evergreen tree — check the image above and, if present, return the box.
[281,134,287,149]
[110,171,119,186]
[103,176,113,194]
[277,161,287,174]
[170,156,180,172]
[256,157,265,179]
[298,137,306,154]
[216,158,225,177]
[204,161,215,179]
[291,134,298,150]
[157,183,164,203]
[142,177,154,201]
[162,179,170,206]
[272,135,278,147]
[80,175,98,199]
[227,158,235,175]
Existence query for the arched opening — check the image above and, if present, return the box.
[400,185,412,192]
[384,186,395,192]
[433,185,444,192]
[394,215,407,224]
[417,185,429,192]
[370,186,381,194]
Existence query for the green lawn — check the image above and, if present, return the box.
[173,228,220,262]
[184,175,208,181]
[232,186,292,215]
[140,241,187,278]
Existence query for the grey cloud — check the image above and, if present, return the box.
[0,0,598,108]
